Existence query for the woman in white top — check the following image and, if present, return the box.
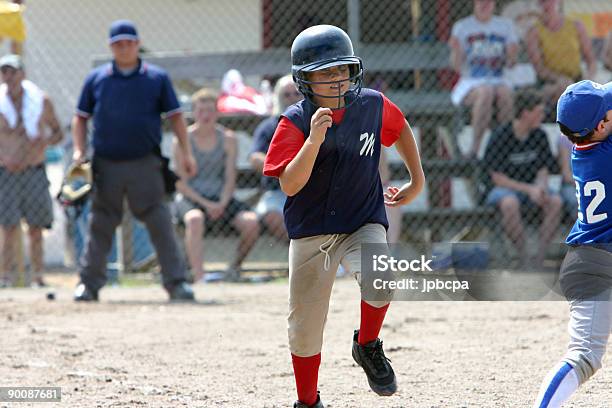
[449,0,519,158]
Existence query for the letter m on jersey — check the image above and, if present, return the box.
[360,132,375,156]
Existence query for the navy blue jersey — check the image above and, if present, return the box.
[76,60,181,160]
[567,138,612,244]
[275,89,392,239]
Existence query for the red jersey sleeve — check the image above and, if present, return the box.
[380,94,407,147]
[263,117,305,178]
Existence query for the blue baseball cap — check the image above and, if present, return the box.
[109,20,139,44]
[557,80,612,137]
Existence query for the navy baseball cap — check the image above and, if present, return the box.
[557,80,612,137]
[109,20,139,44]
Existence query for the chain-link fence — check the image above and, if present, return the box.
[0,0,610,286]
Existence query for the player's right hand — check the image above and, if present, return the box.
[309,108,333,145]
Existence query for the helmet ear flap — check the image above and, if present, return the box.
[293,70,313,99]
[348,63,359,80]
[348,62,363,85]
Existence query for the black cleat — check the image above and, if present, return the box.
[352,330,397,396]
[293,391,324,408]
[167,281,195,301]
[73,283,99,302]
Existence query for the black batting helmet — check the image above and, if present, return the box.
[291,25,364,109]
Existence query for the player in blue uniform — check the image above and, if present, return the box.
[263,25,425,408]
[533,80,612,407]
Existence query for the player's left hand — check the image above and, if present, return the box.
[384,182,422,207]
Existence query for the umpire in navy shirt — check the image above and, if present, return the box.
[72,20,197,301]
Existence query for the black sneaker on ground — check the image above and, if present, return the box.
[351,329,397,396]
[167,281,195,301]
[293,391,324,408]
[74,283,99,302]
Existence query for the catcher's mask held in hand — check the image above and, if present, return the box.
[58,162,92,207]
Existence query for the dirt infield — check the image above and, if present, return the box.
[1,275,610,408]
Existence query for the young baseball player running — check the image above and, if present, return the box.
[533,80,612,407]
[263,25,425,407]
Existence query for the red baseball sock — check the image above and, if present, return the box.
[291,353,320,406]
[358,300,390,345]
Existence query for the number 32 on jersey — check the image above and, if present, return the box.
[576,180,608,224]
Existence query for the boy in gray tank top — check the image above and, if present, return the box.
[174,89,260,282]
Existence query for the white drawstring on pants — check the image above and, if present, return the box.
[319,234,340,271]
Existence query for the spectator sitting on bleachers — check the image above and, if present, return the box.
[604,30,612,72]
[557,132,578,219]
[482,90,560,267]
[449,0,518,158]
[174,88,260,282]
[249,75,302,240]
[526,0,596,116]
